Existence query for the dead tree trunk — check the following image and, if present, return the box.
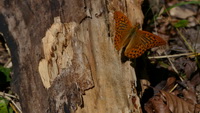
[0,0,144,112]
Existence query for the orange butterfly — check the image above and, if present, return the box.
[114,11,166,58]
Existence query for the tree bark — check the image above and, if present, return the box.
[0,0,144,113]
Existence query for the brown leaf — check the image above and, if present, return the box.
[184,61,197,79]
[145,90,198,113]
[160,90,195,113]
[144,94,171,113]
[182,88,196,104]
[195,104,200,113]
[163,76,176,92]
[191,72,200,87]
[170,6,195,19]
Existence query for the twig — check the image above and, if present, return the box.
[148,53,199,59]
[0,91,18,99]
[164,52,184,81]
[9,102,19,113]
[176,28,194,52]
[164,52,184,93]
[167,55,178,74]
[10,99,22,113]
[0,92,22,113]
[4,58,12,68]
[169,84,178,93]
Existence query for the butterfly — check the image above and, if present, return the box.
[114,11,166,58]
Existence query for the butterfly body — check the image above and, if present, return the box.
[114,11,166,58]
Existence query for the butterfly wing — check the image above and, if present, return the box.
[114,11,133,51]
[125,30,166,58]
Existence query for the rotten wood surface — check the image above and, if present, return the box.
[0,0,144,113]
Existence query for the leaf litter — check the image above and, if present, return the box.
[141,0,200,112]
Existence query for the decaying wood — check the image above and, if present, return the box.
[0,0,144,112]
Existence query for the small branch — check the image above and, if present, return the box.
[148,53,199,59]
[10,99,22,113]
[0,91,18,99]
[0,91,22,113]
[166,52,184,81]
[176,28,194,52]
[164,52,183,92]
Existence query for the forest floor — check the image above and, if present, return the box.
[0,0,200,113]
[140,0,200,112]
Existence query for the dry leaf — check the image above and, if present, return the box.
[145,90,199,113]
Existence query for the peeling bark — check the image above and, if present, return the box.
[0,0,144,112]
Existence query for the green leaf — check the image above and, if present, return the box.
[8,107,13,113]
[0,66,11,83]
[172,20,188,28]
[0,98,9,113]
